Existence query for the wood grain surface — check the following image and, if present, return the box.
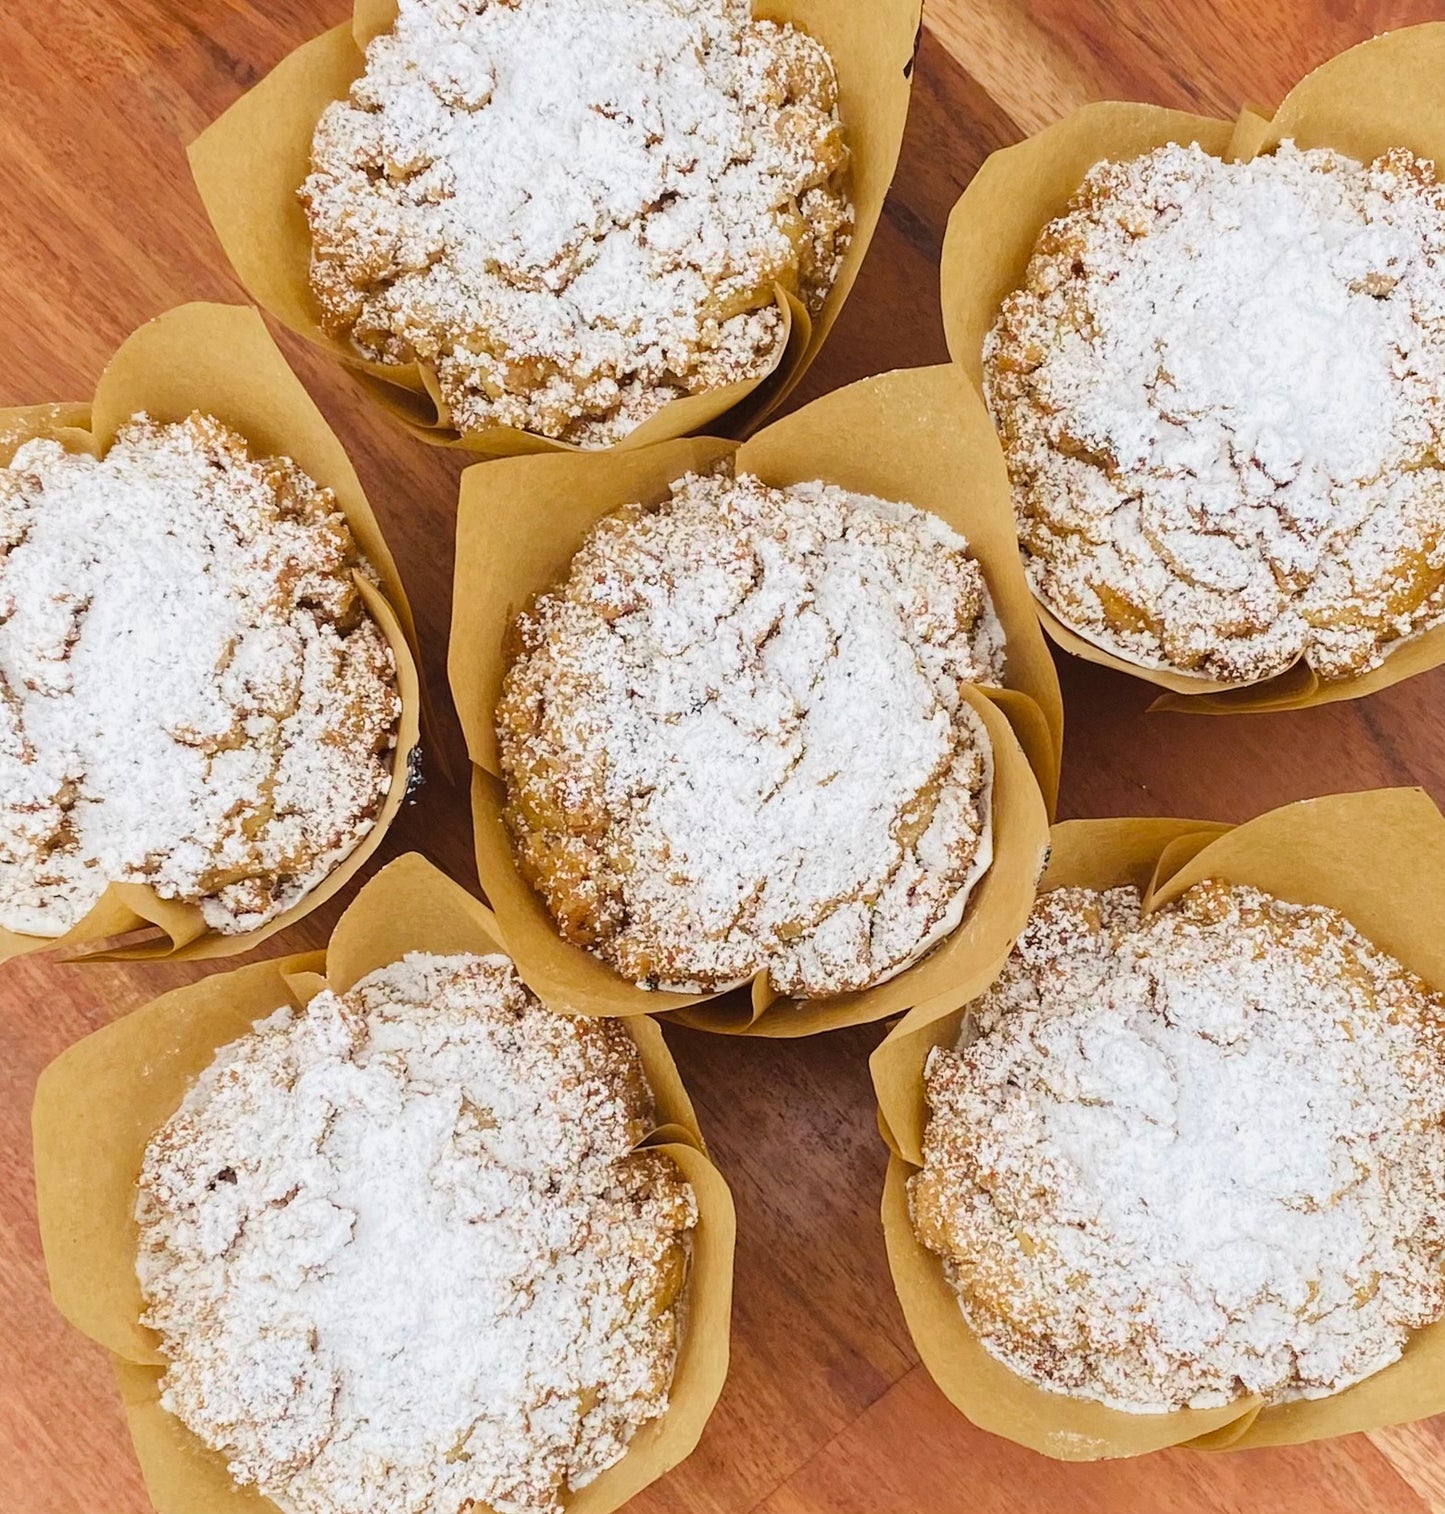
[4,2,1445,1511]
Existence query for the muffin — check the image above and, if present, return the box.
[0,412,400,938]
[135,951,697,1514]
[984,141,1445,684]
[300,0,852,446]
[496,470,1002,997]
[909,879,1445,1412]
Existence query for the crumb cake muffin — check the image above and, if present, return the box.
[497,471,1002,996]
[984,141,1445,683]
[301,0,852,445]
[135,952,696,1514]
[0,413,400,938]
[910,880,1445,1412]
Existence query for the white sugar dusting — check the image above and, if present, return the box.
[498,471,1003,997]
[303,0,852,444]
[986,142,1445,683]
[911,882,1445,1412]
[0,415,399,937]
[136,952,697,1514]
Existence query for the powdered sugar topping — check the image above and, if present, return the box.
[135,951,696,1514]
[497,470,1002,996]
[0,414,399,937]
[985,142,1445,682]
[910,881,1445,1411]
[302,0,851,445]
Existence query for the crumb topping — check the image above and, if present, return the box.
[136,952,696,1514]
[497,471,1002,996]
[911,881,1445,1411]
[302,0,851,445]
[0,414,399,938]
[985,142,1445,683]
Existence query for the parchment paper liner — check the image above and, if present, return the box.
[939,22,1445,714]
[448,365,1057,1036]
[0,302,422,967]
[870,787,1445,1458]
[188,0,921,457]
[32,851,735,1514]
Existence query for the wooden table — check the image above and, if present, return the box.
[4,2,1445,1510]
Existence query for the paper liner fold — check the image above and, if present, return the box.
[448,366,1059,1036]
[188,0,920,456]
[940,22,1445,713]
[871,787,1445,1457]
[0,303,422,967]
[33,852,734,1514]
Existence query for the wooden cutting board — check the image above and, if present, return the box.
[2,2,1443,1510]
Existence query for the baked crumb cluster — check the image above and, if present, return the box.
[0,414,399,938]
[302,0,852,445]
[497,470,1002,996]
[136,952,696,1514]
[910,880,1445,1412]
[985,142,1445,684]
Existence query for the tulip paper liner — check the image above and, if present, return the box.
[448,365,1058,1036]
[940,22,1445,713]
[188,0,921,457]
[32,852,735,1514]
[870,787,1445,1458]
[0,302,422,966]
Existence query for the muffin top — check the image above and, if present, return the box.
[302,0,851,445]
[985,141,1445,683]
[135,952,696,1514]
[497,470,1002,997]
[0,413,399,939]
[910,880,1445,1412]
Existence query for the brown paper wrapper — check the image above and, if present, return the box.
[187,0,921,457]
[0,303,422,967]
[448,365,1058,1036]
[33,851,735,1514]
[871,787,1445,1457]
[940,22,1445,714]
